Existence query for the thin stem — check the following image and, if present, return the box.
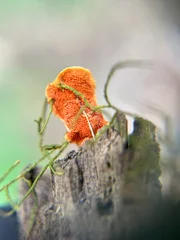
[35,98,53,151]
[69,106,85,130]
[18,141,68,207]
[49,164,64,176]
[5,186,19,210]
[94,112,118,141]
[42,144,64,151]
[59,82,136,118]
[104,59,153,116]
[0,150,55,193]
[0,208,15,217]
[0,187,19,217]
[41,98,49,125]
[96,105,137,118]
[0,160,20,183]
[39,100,53,134]
[22,177,38,239]
[59,83,97,111]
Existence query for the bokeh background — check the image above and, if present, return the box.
[0,0,180,204]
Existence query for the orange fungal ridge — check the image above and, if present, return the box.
[45,66,108,145]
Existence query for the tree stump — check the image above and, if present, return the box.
[18,117,162,240]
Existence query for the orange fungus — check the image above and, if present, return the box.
[45,67,108,145]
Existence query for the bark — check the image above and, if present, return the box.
[18,116,162,240]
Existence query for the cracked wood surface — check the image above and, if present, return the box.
[18,117,161,240]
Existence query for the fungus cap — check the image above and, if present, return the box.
[46,66,108,145]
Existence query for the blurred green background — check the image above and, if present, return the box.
[0,1,74,204]
[0,0,180,205]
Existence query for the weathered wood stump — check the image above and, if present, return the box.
[18,117,162,240]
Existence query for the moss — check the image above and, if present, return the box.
[125,117,161,184]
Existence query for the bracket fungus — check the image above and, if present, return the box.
[46,67,108,145]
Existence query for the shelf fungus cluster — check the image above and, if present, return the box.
[46,67,108,145]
